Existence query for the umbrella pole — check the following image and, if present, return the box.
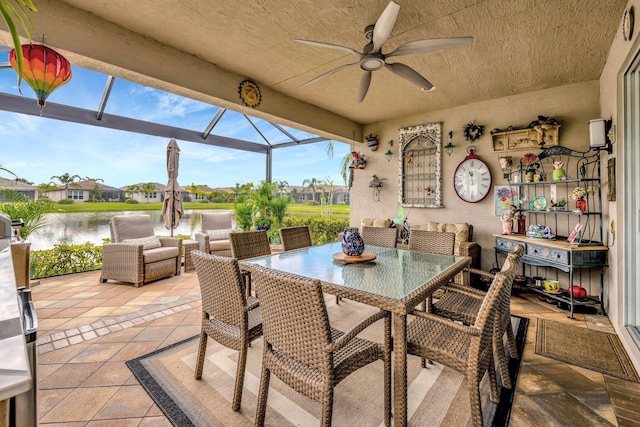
[171,208,174,237]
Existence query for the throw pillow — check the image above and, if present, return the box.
[206,228,233,240]
[122,235,162,250]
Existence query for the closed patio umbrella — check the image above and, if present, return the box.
[162,138,183,237]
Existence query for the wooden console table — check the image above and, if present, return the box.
[494,234,608,319]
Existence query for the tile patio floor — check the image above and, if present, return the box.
[29,269,640,426]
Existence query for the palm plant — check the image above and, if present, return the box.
[50,173,82,194]
[36,182,57,199]
[0,188,54,239]
[302,177,321,203]
[0,0,37,81]
[269,196,289,228]
[140,182,157,203]
[275,180,288,198]
[233,201,254,231]
[251,180,276,217]
[124,184,140,199]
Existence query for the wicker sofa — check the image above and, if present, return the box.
[361,218,481,286]
[194,212,233,257]
[100,214,182,287]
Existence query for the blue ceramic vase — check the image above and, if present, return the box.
[341,227,365,256]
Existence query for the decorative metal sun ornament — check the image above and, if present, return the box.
[238,79,262,108]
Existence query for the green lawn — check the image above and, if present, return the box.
[53,201,350,219]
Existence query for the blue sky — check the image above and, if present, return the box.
[0,53,351,189]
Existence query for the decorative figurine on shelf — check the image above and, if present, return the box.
[522,152,538,182]
[552,160,567,181]
[570,186,593,212]
[501,205,517,235]
[516,211,527,234]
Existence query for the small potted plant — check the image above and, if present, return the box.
[522,152,538,182]
[550,198,567,211]
[254,215,273,231]
[570,186,593,212]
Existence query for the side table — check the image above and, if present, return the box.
[183,240,200,272]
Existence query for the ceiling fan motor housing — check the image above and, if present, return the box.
[360,54,385,71]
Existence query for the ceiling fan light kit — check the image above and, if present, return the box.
[294,1,472,102]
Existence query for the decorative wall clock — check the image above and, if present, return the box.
[238,79,262,108]
[453,146,492,203]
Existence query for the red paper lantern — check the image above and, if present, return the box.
[9,44,72,109]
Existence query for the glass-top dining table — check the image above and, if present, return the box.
[240,242,471,426]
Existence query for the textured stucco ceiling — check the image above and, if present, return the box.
[32,1,631,125]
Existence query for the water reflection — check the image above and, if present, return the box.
[27,210,230,251]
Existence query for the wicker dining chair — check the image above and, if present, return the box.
[406,267,517,427]
[192,250,262,412]
[430,245,524,389]
[279,226,312,251]
[248,264,391,427]
[408,229,456,310]
[361,226,398,248]
[230,230,272,296]
[408,229,455,254]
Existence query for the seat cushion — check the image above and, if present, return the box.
[123,235,162,250]
[143,246,180,263]
[209,239,231,251]
[201,212,233,231]
[111,215,155,241]
[426,222,470,256]
[360,218,392,228]
[206,228,233,240]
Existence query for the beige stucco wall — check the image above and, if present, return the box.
[599,0,640,371]
[351,80,599,272]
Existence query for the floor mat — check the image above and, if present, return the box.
[128,305,528,426]
[535,317,639,382]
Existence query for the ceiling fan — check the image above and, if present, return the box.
[294,1,472,103]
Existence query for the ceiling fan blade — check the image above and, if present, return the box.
[386,37,473,58]
[293,39,362,57]
[357,71,372,103]
[300,61,359,87]
[372,1,401,53]
[385,62,434,91]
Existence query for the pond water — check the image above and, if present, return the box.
[26,210,232,251]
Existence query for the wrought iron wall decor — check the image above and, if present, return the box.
[399,122,443,208]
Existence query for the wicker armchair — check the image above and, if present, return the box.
[194,211,233,257]
[431,245,524,389]
[279,226,312,251]
[406,267,517,427]
[248,264,391,427]
[192,251,262,412]
[230,230,272,296]
[361,226,398,248]
[100,214,182,287]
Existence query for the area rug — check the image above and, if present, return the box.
[128,302,528,427]
[535,318,639,382]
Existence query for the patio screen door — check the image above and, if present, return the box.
[624,52,640,346]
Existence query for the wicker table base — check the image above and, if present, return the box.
[183,240,200,272]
